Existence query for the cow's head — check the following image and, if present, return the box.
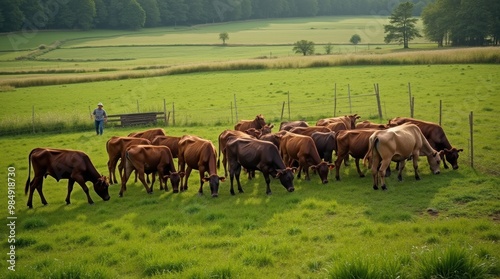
[311,162,335,184]
[202,175,226,197]
[348,114,361,129]
[275,167,296,192]
[427,151,443,174]
[444,148,463,170]
[164,172,185,193]
[260,124,274,136]
[255,114,266,129]
[94,175,110,201]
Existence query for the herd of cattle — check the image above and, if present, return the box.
[25,114,463,208]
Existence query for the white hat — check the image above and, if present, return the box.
[97,102,103,106]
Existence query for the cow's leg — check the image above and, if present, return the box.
[72,175,94,205]
[230,163,243,195]
[197,167,207,196]
[65,179,76,205]
[378,159,391,190]
[222,151,228,177]
[413,154,421,180]
[108,158,119,184]
[355,158,365,177]
[27,176,43,208]
[119,162,133,197]
[263,172,272,195]
[182,167,192,192]
[34,177,49,206]
[397,160,406,182]
[137,171,152,194]
[440,152,449,169]
[334,153,344,181]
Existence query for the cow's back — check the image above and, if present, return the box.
[179,136,217,169]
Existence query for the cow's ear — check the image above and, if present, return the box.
[163,175,170,180]
[179,172,185,178]
[328,164,335,169]
[201,177,209,182]
[219,176,226,182]
[310,165,318,170]
[457,148,464,152]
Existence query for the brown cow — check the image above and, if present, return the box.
[178,135,225,197]
[217,130,256,177]
[25,148,110,208]
[363,124,442,190]
[280,132,334,183]
[120,145,181,197]
[326,121,348,133]
[310,131,337,163]
[151,135,181,158]
[356,120,387,130]
[279,120,309,131]
[106,136,151,184]
[225,137,296,195]
[234,114,267,131]
[316,114,360,129]
[128,128,166,142]
[387,117,463,170]
[334,129,379,180]
[289,126,331,137]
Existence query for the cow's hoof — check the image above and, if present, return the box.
[360,174,365,178]
[373,185,378,190]
[267,192,273,195]
[416,176,421,181]
[382,185,387,190]
[398,176,403,182]
[198,192,203,196]
[212,194,219,198]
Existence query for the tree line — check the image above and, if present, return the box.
[0,0,432,32]
[421,0,500,46]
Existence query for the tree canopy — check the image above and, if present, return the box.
[0,0,434,32]
[422,0,500,46]
[293,40,315,56]
[384,1,422,48]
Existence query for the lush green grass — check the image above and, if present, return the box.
[0,126,498,278]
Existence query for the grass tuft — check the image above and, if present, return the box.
[22,217,48,230]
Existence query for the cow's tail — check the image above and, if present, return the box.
[363,136,378,168]
[217,134,221,169]
[25,149,36,195]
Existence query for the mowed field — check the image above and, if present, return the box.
[0,17,499,278]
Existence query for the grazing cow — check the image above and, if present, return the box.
[151,135,181,158]
[218,130,256,177]
[234,114,267,131]
[121,145,181,197]
[25,148,110,209]
[279,120,309,131]
[363,124,442,190]
[356,120,387,130]
[316,114,361,129]
[225,138,296,195]
[280,132,334,183]
[259,130,287,149]
[178,135,225,197]
[289,126,331,137]
[310,131,337,163]
[387,117,463,169]
[106,136,151,184]
[334,129,379,180]
[128,128,166,142]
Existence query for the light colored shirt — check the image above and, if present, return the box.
[93,108,107,121]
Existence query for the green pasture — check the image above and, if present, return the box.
[0,124,499,278]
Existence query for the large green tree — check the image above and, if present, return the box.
[384,1,421,48]
[293,40,315,56]
[137,0,161,27]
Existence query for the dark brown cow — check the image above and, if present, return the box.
[128,128,166,142]
[178,135,225,197]
[225,137,296,195]
[106,136,151,184]
[280,132,334,183]
[151,135,181,158]
[289,126,331,136]
[234,114,267,131]
[387,117,463,169]
[356,120,387,130]
[334,129,378,181]
[217,130,256,177]
[120,145,181,197]
[259,130,287,149]
[316,114,360,129]
[310,131,337,163]
[363,124,442,190]
[279,120,309,131]
[25,148,110,208]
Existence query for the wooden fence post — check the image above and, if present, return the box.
[348,84,352,114]
[172,102,175,126]
[163,99,167,126]
[374,83,383,119]
[287,91,291,120]
[469,111,474,169]
[411,96,415,118]
[333,83,337,117]
[408,82,412,117]
[234,94,238,122]
[281,101,285,120]
[230,102,233,124]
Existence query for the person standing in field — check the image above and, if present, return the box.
[92,102,107,135]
